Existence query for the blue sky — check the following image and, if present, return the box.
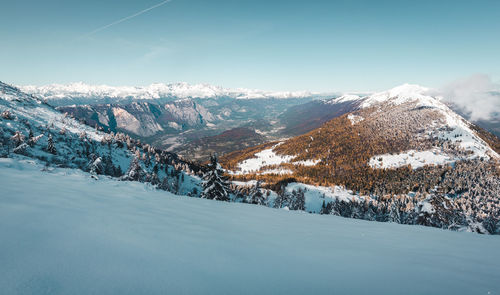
[1,0,499,91]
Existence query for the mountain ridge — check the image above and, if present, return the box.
[20,82,327,105]
[222,84,499,197]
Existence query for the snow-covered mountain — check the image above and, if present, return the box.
[19,88,332,160]
[226,84,498,173]
[222,84,500,231]
[20,82,321,105]
[51,96,318,158]
[359,84,499,162]
[0,81,204,195]
[22,82,499,162]
[56,99,215,137]
[18,82,340,160]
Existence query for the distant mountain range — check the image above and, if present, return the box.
[19,82,338,160]
[20,82,500,162]
[20,82,324,105]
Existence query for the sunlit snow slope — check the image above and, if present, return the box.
[0,159,499,295]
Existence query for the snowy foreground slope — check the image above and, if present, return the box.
[1,159,499,295]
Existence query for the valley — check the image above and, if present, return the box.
[2,81,500,234]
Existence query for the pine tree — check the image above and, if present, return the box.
[0,127,5,156]
[88,155,103,177]
[189,187,199,197]
[1,110,13,120]
[389,202,401,223]
[274,184,290,209]
[172,174,180,194]
[27,128,35,146]
[482,216,499,235]
[113,165,123,177]
[320,200,327,214]
[364,201,378,221]
[150,172,160,186]
[289,188,306,211]
[13,143,29,155]
[248,180,266,205]
[103,155,115,176]
[158,177,171,191]
[234,187,247,202]
[46,134,57,154]
[122,157,145,182]
[11,131,25,147]
[200,154,230,201]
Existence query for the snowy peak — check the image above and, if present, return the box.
[357,83,500,160]
[224,83,499,183]
[329,94,362,104]
[20,82,318,103]
[361,83,435,108]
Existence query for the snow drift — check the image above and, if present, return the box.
[0,159,499,295]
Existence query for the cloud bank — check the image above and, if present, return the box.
[438,74,500,121]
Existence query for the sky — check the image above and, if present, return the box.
[1,0,499,92]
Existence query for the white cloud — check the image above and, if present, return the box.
[438,74,500,121]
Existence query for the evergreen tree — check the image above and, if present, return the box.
[0,127,6,157]
[1,110,13,120]
[27,128,35,147]
[190,187,199,197]
[351,200,364,219]
[11,131,24,147]
[113,165,123,177]
[320,200,327,214]
[389,202,401,223]
[46,134,57,154]
[88,156,103,179]
[13,143,29,155]
[364,201,378,221]
[150,172,160,186]
[483,216,499,235]
[200,154,230,201]
[172,174,180,194]
[289,188,306,211]
[158,177,171,191]
[103,155,115,176]
[234,187,247,202]
[248,180,266,205]
[274,184,290,208]
[122,157,145,182]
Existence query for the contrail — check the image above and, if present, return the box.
[80,0,172,39]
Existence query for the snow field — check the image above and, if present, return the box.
[1,159,499,295]
[369,149,454,169]
[234,143,320,175]
[347,114,364,125]
[285,182,363,213]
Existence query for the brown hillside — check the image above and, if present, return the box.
[221,101,497,196]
